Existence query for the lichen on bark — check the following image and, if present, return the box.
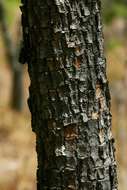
[21,0,118,189]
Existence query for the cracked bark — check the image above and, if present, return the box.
[20,0,118,189]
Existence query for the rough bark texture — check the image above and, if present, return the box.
[21,0,118,189]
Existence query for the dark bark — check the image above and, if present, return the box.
[21,0,118,189]
[0,0,23,111]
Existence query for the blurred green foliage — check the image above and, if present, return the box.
[4,0,20,25]
[103,0,127,24]
[106,38,123,50]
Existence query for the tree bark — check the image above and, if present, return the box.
[21,0,118,189]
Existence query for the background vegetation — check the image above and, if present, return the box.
[0,0,127,189]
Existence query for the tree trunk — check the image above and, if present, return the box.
[21,0,118,189]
